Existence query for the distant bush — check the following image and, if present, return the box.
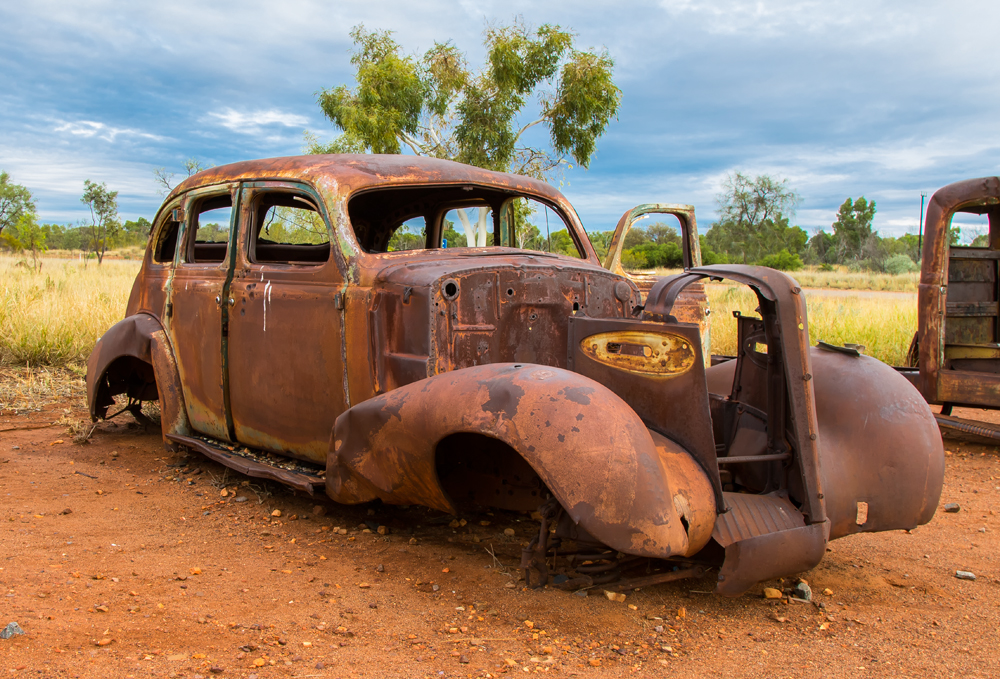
[758,248,803,271]
[819,263,834,272]
[884,254,919,275]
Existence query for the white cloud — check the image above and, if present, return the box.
[206,108,311,136]
[53,120,164,143]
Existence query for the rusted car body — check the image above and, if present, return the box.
[87,155,943,595]
[906,177,1000,438]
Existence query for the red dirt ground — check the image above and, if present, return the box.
[1,399,999,678]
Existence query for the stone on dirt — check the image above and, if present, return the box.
[956,570,977,580]
[763,588,782,599]
[943,503,961,513]
[1,622,25,639]
[793,582,812,601]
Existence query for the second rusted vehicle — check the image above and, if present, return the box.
[87,155,943,595]
[903,177,1000,439]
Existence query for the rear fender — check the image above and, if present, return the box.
[87,314,163,419]
[86,313,190,440]
[327,363,716,559]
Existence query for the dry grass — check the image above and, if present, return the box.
[708,284,916,366]
[0,255,140,367]
[791,268,918,292]
[0,365,87,415]
[648,266,919,292]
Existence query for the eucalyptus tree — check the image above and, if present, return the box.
[312,20,621,247]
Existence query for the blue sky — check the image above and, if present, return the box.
[2,0,998,240]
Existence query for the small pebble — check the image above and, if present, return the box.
[793,581,812,601]
[956,570,977,581]
[234,496,248,503]
[943,503,961,513]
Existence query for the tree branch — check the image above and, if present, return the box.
[513,118,545,145]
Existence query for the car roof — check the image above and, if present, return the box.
[168,154,566,203]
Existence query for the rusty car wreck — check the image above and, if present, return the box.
[87,155,944,596]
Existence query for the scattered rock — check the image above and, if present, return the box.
[96,638,112,646]
[59,508,72,515]
[409,538,418,545]
[763,588,782,600]
[375,564,385,573]
[943,503,961,513]
[793,581,812,601]
[1,622,25,639]
[377,525,389,535]
[209,667,224,674]
[190,567,202,575]
[432,584,440,592]
[574,590,587,597]
[823,588,834,596]
[234,496,248,503]
[604,591,627,603]
[503,528,515,537]
[459,654,470,663]
[271,510,282,517]
[956,570,977,581]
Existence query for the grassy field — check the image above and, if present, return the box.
[707,284,915,366]
[651,265,919,292]
[1,255,916,400]
[0,255,140,367]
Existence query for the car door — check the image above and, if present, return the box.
[165,184,239,441]
[602,204,710,364]
[226,181,348,464]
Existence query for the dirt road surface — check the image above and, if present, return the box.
[2,398,998,678]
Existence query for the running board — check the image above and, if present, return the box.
[166,433,326,495]
[935,413,1000,443]
[712,492,827,596]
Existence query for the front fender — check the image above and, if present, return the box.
[327,363,716,559]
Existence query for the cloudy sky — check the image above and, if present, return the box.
[2,0,998,239]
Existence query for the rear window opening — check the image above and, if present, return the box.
[347,185,582,258]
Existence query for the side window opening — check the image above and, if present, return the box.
[188,195,232,264]
[152,212,181,264]
[250,192,331,265]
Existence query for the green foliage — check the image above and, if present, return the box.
[1,212,47,271]
[883,253,919,275]
[81,180,121,265]
[805,198,923,273]
[0,172,36,239]
[831,197,877,262]
[708,173,800,264]
[758,248,803,271]
[314,20,621,179]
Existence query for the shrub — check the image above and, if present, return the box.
[884,253,919,275]
[758,248,803,271]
